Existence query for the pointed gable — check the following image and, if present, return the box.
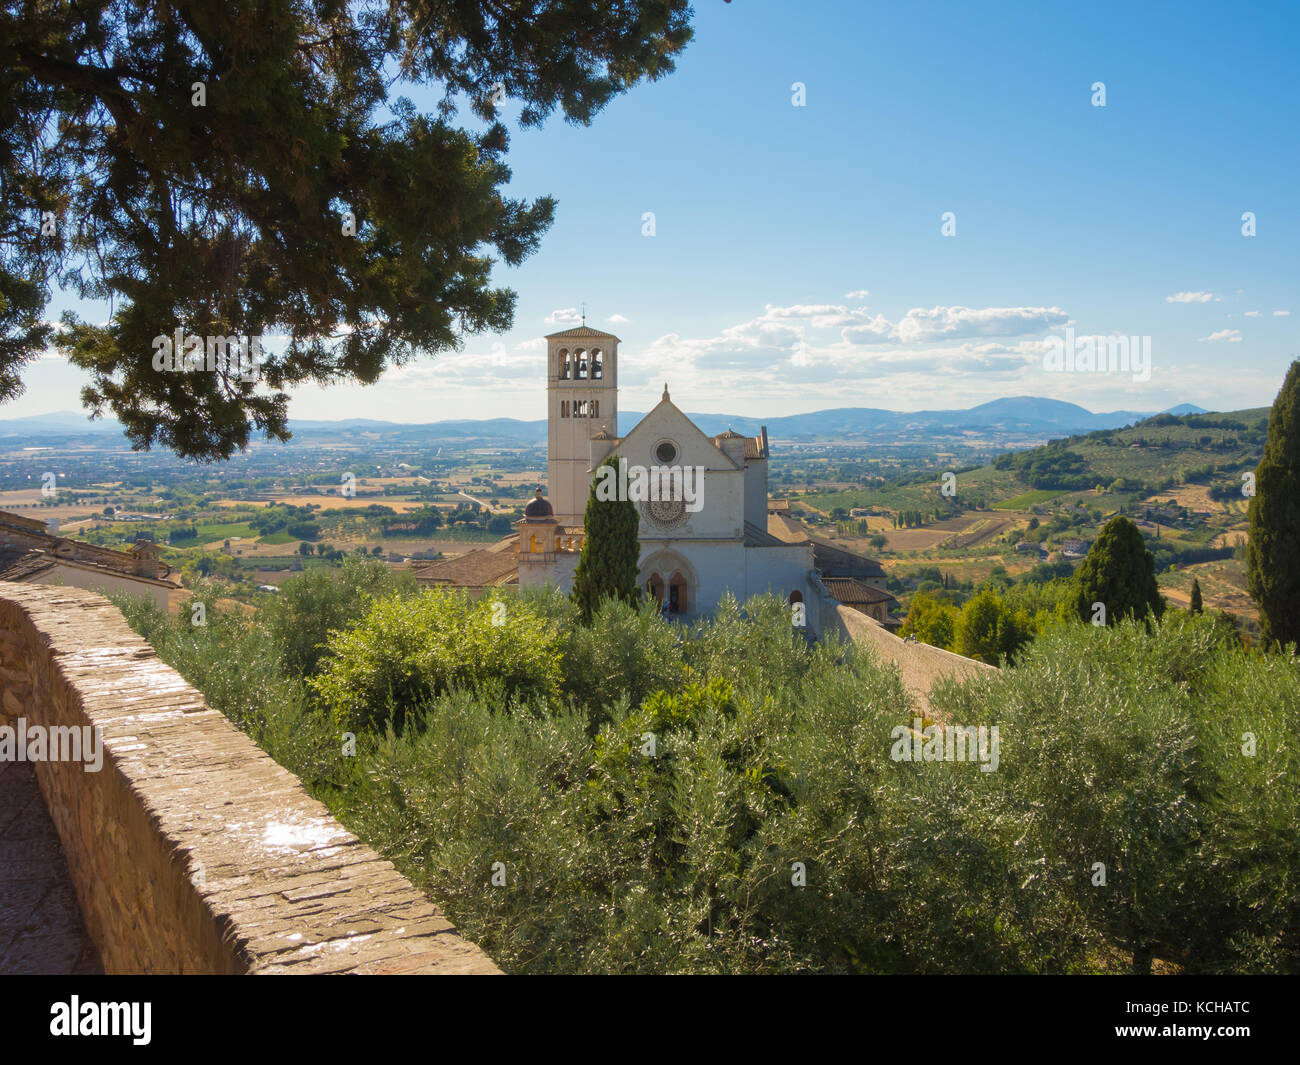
[614,390,740,470]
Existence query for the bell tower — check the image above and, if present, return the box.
[545,324,620,523]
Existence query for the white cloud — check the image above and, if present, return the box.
[840,316,895,345]
[1165,291,1219,303]
[1274,310,1291,317]
[544,307,582,325]
[1199,329,1242,343]
[607,313,630,323]
[894,305,1069,343]
[385,339,543,393]
[621,298,1076,411]
[844,289,870,300]
[1244,310,1261,317]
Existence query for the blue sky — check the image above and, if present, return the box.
[14,0,1299,424]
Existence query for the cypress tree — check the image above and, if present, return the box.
[1189,578,1203,614]
[1247,360,1300,651]
[1075,515,1165,625]
[571,456,642,624]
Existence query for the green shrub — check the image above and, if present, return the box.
[118,581,1300,975]
[263,555,420,677]
[930,613,1300,974]
[560,596,687,723]
[310,588,565,733]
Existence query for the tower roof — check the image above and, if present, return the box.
[523,493,555,519]
[544,326,620,341]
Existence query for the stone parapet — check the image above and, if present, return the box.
[0,582,499,975]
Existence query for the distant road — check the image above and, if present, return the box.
[457,490,496,511]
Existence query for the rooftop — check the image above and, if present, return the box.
[544,325,621,341]
[822,577,898,606]
[410,540,519,589]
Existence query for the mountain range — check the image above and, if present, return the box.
[0,397,1210,446]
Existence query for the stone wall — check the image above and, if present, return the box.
[0,582,499,975]
[824,602,996,716]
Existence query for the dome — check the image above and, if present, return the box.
[524,489,554,519]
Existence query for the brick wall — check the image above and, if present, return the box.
[0,582,499,974]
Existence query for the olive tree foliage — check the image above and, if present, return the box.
[118,573,1300,974]
[0,0,693,458]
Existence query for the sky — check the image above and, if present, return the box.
[12,0,1299,425]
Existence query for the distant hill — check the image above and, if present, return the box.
[665,397,1210,441]
[0,398,1214,446]
[0,411,125,436]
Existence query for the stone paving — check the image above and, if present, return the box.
[0,759,102,975]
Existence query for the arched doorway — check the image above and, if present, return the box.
[647,572,665,607]
[668,571,688,614]
[645,571,688,615]
[639,551,697,618]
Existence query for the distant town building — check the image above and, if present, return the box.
[409,537,518,595]
[819,577,900,627]
[0,510,181,611]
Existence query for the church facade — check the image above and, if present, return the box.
[517,325,823,633]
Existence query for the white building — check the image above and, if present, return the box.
[517,325,823,632]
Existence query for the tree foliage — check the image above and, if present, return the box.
[120,581,1300,974]
[952,588,1030,665]
[1247,359,1300,651]
[309,587,564,733]
[1,0,692,457]
[571,455,641,624]
[1074,515,1165,625]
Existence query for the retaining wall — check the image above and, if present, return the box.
[0,582,499,975]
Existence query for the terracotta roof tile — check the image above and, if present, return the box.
[544,326,620,340]
[411,548,518,589]
[822,578,898,606]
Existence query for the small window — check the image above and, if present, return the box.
[591,400,599,418]
[591,349,603,379]
[560,400,569,418]
[558,348,570,380]
[655,440,678,464]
